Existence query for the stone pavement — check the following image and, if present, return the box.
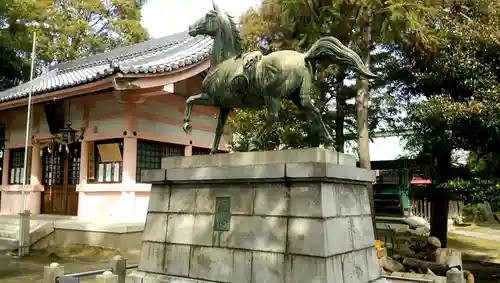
[0,250,139,283]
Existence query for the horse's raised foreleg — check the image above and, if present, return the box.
[183,93,212,134]
[211,107,231,154]
[248,97,280,151]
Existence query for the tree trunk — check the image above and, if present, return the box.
[335,72,346,152]
[356,7,376,230]
[430,147,452,247]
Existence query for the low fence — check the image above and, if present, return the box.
[411,199,463,221]
[42,255,137,283]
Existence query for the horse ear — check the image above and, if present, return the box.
[212,0,220,11]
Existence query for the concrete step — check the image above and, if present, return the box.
[0,223,20,231]
[0,218,20,225]
[0,229,17,239]
[0,237,18,252]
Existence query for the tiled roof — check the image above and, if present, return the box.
[0,32,212,103]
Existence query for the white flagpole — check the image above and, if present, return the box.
[21,31,37,213]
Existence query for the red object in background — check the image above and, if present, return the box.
[410,177,432,184]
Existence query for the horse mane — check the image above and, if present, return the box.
[224,12,243,57]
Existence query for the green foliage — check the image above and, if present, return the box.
[460,204,483,222]
[234,2,340,151]
[386,0,500,207]
[0,0,148,89]
[234,0,442,153]
[441,178,500,204]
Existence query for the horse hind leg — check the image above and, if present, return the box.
[297,75,334,143]
[211,107,231,154]
[248,97,280,151]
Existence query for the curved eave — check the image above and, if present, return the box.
[0,34,213,104]
[0,58,211,111]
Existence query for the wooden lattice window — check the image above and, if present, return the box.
[95,139,123,183]
[136,140,184,181]
[192,147,211,155]
[9,148,25,184]
[68,154,81,185]
[42,151,63,185]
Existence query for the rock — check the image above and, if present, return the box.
[395,226,412,235]
[380,256,405,273]
[395,247,416,258]
[415,226,430,236]
[405,216,431,229]
[376,248,387,259]
[392,254,404,261]
[427,236,442,250]
[426,268,436,276]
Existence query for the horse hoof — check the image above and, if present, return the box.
[248,144,259,152]
[183,122,192,134]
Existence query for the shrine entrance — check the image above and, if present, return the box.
[41,144,81,215]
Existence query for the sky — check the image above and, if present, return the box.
[141,0,261,38]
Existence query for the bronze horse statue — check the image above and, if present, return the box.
[182,2,377,153]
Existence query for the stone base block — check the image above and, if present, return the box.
[127,148,383,283]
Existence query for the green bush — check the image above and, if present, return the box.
[461,204,483,222]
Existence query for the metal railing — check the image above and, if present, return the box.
[382,275,439,283]
[55,264,138,282]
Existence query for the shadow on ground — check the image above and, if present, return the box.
[448,233,500,283]
[0,245,140,283]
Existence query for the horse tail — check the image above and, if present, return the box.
[303,36,378,79]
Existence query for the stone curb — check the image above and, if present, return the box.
[141,162,375,184]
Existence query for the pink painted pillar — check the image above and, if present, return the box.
[121,137,137,220]
[0,149,9,213]
[28,144,42,214]
[79,141,89,185]
[122,137,137,184]
[77,141,89,218]
[184,145,192,156]
[30,143,41,186]
[2,149,9,185]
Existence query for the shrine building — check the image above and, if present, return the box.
[0,32,227,220]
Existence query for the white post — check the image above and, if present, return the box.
[19,31,36,257]
[18,210,31,257]
[110,255,127,283]
[96,271,119,283]
[43,262,64,283]
[20,31,37,212]
[446,267,463,283]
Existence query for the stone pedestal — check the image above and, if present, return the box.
[126,148,386,283]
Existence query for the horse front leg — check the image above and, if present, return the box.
[183,93,212,134]
[211,107,231,154]
[248,98,280,151]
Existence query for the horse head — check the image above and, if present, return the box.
[188,1,243,66]
[188,1,227,37]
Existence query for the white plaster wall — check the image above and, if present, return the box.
[192,128,230,148]
[38,102,84,134]
[89,100,125,117]
[0,191,41,214]
[9,108,27,129]
[7,108,28,145]
[191,110,217,129]
[137,119,185,137]
[89,118,125,134]
[134,192,150,221]
[9,131,26,145]
[77,191,150,221]
[77,192,124,220]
